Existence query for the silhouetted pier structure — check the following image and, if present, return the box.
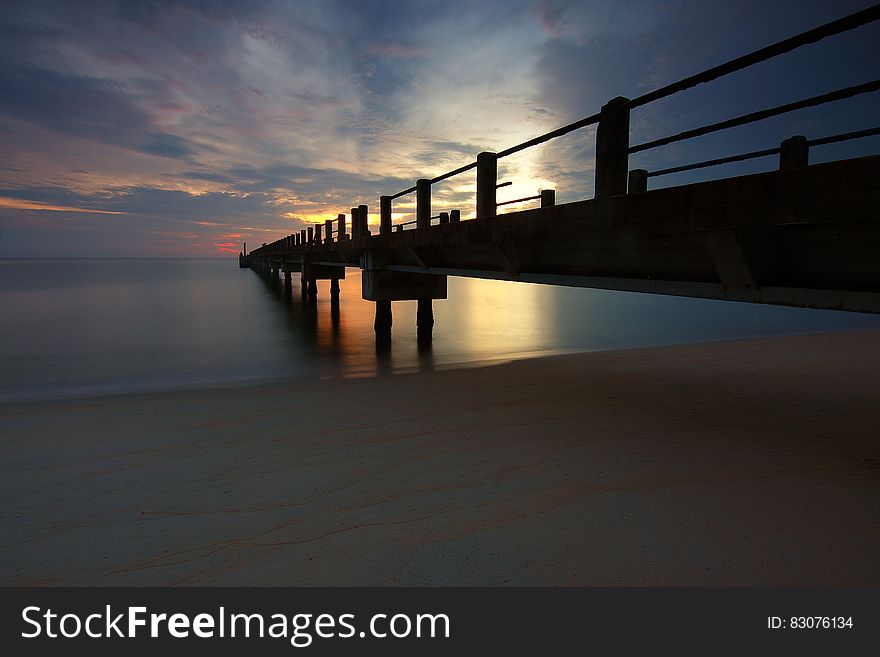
[241,6,880,347]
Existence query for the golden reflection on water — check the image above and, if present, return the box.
[264,269,562,379]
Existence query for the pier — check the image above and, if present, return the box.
[241,6,880,347]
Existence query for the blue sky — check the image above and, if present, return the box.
[1,0,878,256]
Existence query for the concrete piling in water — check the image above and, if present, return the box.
[416,298,434,344]
[374,300,392,351]
[330,277,340,300]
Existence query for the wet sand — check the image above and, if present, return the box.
[1,330,878,586]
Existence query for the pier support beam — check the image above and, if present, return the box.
[362,270,447,301]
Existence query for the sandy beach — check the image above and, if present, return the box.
[1,330,878,586]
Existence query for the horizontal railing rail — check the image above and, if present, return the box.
[645,125,880,178]
[246,4,880,256]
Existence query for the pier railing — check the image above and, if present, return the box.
[252,4,880,254]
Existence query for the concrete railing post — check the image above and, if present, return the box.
[416,179,431,229]
[450,210,461,223]
[359,204,370,236]
[325,219,333,243]
[594,96,631,199]
[337,213,347,240]
[380,195,392,235]
[779,135,809,170]
[307,226,313,243]
[476,152,497,219]
[315,224,322,243]
[439,212,449,224]
[628,169,648,194]
[350,207,359,239]
[300,229,306,245]
[540,189,556,207]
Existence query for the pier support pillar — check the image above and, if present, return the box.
[374,300,392,351]
[417,298,434,344]
[330,277,340,299]
[307,278,318,298]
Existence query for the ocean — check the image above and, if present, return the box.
[2,257,878,402]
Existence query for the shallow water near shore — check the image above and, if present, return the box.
[2,257,879,401]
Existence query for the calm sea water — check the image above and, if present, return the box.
[2,257,878,401]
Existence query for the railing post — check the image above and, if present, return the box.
[476,151,497,219]
[359,204,370,236]
[325,219,333,243]
[337,213,347,240]
[315,224,322,243]
[300,229,306,245]
[439,212,449,224]
[450,210,461,223]
[307,226,313,243]
[350,207,359,239]
[779,135,808,170]
[594,96,630,199]
[416,179,431,229]
[540,189,555,207]
[380,195,392,235]
[628,169,648,194]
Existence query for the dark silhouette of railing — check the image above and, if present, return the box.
[252,3,880,253]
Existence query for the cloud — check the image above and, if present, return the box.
[1,0,879,256]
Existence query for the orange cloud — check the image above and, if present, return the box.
[0,196,125,215]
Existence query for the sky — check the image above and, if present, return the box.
[0,0,878,257]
